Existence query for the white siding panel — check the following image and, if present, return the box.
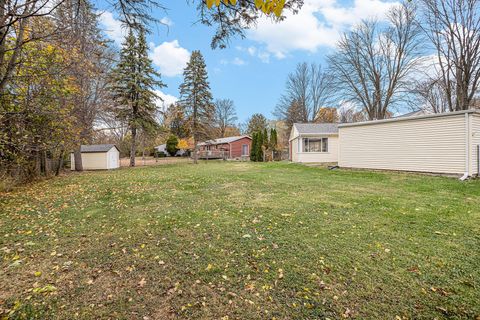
[471,114,480,175]
[291,138,299,162]
[294,136,339,163]
[339,115,467,174]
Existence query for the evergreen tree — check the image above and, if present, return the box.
[250,132,258,162]
[262,128,269,162]
[179,50,214,164]
[270,128,278,161]
[110,28,165,167]
[256,130,264,162]
[166,135,179,156]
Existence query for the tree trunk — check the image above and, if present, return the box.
[193,136,198,164]
[130,126,136,167]
[74,146,83,171]
[55,149,64,176]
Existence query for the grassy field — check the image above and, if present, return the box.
[1,162,479,319]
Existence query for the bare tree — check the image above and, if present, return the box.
[275,62,332,125]
[214,99,238,137]
[412,76,451,113]
[328,3,423,120]
[420,0,480,111]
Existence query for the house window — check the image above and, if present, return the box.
[242,144,248,156]
[302,138,329,152]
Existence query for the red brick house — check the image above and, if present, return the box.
[197,135,252,159]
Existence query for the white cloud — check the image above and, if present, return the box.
[160,17,173,26]
[247,0,398,58]
[98,11,125,46]
[236,45,271,63]
[219,57,247,66]
[155,90,178,111]
[151,40,190,77]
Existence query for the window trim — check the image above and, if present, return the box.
[301,137,329,153]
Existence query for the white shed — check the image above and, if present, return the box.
[289,123,339,163]
[70,144,120,170]
[338,110,480,176]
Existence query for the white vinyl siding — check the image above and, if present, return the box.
[339,114,467,175]
[295,135,339,163]
[471,114,480,175]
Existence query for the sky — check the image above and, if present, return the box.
[96,0,400,123]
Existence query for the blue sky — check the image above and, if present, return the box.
[97,0,399,122]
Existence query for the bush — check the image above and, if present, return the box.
[166,135,179,156]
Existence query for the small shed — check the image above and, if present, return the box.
[71,144,120,170]
[289,123,339,163]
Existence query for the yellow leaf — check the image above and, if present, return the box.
[206,0,215,9]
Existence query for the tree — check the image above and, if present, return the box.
[316,107,338,123]
[275,63,332,127]
[269,128,278,159]
[166,135,179,156]
[246,113,268,135]
[110,28,165,167]
[55,0,113,171]
[250,132,258,161]
[178,50,214,164]
[328,3,423,120]
[214,99,238,137]
[164,103,190,138]
[421,0,480,111]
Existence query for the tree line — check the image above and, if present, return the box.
[0,0,303,187]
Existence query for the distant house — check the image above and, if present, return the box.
[154,144,187,156]
[71,144,119,170]
[289,123,339,163]
[197,135,252,159]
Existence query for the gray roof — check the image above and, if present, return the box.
[198,135,251,146]
[80,144,117,153]
[293,123,338,134]
[395,109,432,118]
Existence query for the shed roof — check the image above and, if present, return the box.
[80,144,118,153]
[293,123,339,135]
[198,135,251,146]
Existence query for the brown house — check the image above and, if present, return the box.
[197,135,252,159]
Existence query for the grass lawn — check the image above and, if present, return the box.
[1,162,479,319]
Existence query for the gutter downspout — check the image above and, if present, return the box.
[460,112,470,181]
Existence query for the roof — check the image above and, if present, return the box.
[293,123,339,134]
[395,109,432,118]
[198,135,251,146]
[79,144,118,153]
[339,109,480,128]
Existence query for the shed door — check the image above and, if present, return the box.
[110,151,118,168]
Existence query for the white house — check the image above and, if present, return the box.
[289,110,480,177]
[154,143,187,156]
[289,123,339,163]
[70,144,120,170]
[338,110,480,177]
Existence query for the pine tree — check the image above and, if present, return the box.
[262,128,269,162]
[110,28,165,167]
[179,50,214,164]
[270,128,278,161]
[250,132,257,162]
[256,130,264,162]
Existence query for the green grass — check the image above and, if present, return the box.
[1,162,479,319]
